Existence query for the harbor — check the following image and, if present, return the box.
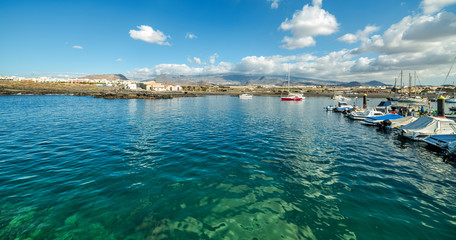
[1,94,455,239]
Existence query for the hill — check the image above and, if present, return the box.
[140,74,387,87]
[80,74,128,81]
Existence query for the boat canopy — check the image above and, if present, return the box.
[377,101,392,107]
[399,116,435,131]
[366,114,403,121]
[399,116,456,139]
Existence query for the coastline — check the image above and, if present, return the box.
[0,81,439,100]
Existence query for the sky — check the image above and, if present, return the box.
[1,0,456,85]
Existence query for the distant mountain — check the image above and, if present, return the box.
[337,80,390,87]
[133,74,387,87]
[80,74,128,81]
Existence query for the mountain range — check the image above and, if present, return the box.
[146,74,389,87]
[78,73,388,87]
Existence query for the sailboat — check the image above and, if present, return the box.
[398,72,427,103]
[281,66,304,101]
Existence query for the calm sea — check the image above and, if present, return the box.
[0,95,455,239]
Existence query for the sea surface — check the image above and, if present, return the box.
[0,95,455,240]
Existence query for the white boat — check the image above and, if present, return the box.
[445,97,456,103]
[383,116,418,129]
[375,100,393,113]
[397,96,428,103]
[396,116,456,141]
[348,109,384,120]
[361,114,403,126]
[334,102,353,112]
[239,93,253,99]
[325,105,336,111]
[398,72,427,103]
[332,95,351,102]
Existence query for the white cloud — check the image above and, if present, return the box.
[353,12,456,56]
[72,45,83,49]
[402,12,456,41]
[129,25,170,46]
[209,53,219,65]
[279,0,339,49]
[338,26,379,44]
[421,0,456,14]
[185,32,198,39]
[116,58,124,62]
[267,0,280,9]
[126,4,456,85]
[187,57,204,65]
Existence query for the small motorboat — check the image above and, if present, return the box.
[378,116,417,129]
[375,100,392,113]
[348,109,384,120]
[239,93,253,99]
[334,102,353,112]
[325,105,336,111]
[361,114,403,126]
[396,116,456,141]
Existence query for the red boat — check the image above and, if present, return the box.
[281,94,304,101]
[282,94,303,101]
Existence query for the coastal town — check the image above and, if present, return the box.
[0,74,451,100]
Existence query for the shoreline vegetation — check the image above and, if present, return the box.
[0,81,441,100]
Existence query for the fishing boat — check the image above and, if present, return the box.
[239,93,253,99]
[361,114,403,126]
[396,116,456,141]
[281,66,304,101]
[423,134,456,150]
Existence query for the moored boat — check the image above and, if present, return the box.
[239,93,253,99]
[348,109,384,120]
[423,134,456,150]
[378,116,418,129]
[361,114,403,126]
[281,93,304,101]
[334,102,353,112]
[396,116,456,141]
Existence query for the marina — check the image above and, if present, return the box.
[0,95,455,239]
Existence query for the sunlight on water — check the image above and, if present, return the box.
[0,95,455,239]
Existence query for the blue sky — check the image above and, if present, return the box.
[1,0,456,84]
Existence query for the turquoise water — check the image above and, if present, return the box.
[0,95,455,239]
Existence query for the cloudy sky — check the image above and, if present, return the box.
[1,0,456,84]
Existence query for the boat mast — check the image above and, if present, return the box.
[414,71,417,97]
[409,73,412,97]
[400,70,403,96]
[287,64,290,93]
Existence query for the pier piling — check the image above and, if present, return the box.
[437,95,445,116]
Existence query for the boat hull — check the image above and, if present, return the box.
[281,97,302,101]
